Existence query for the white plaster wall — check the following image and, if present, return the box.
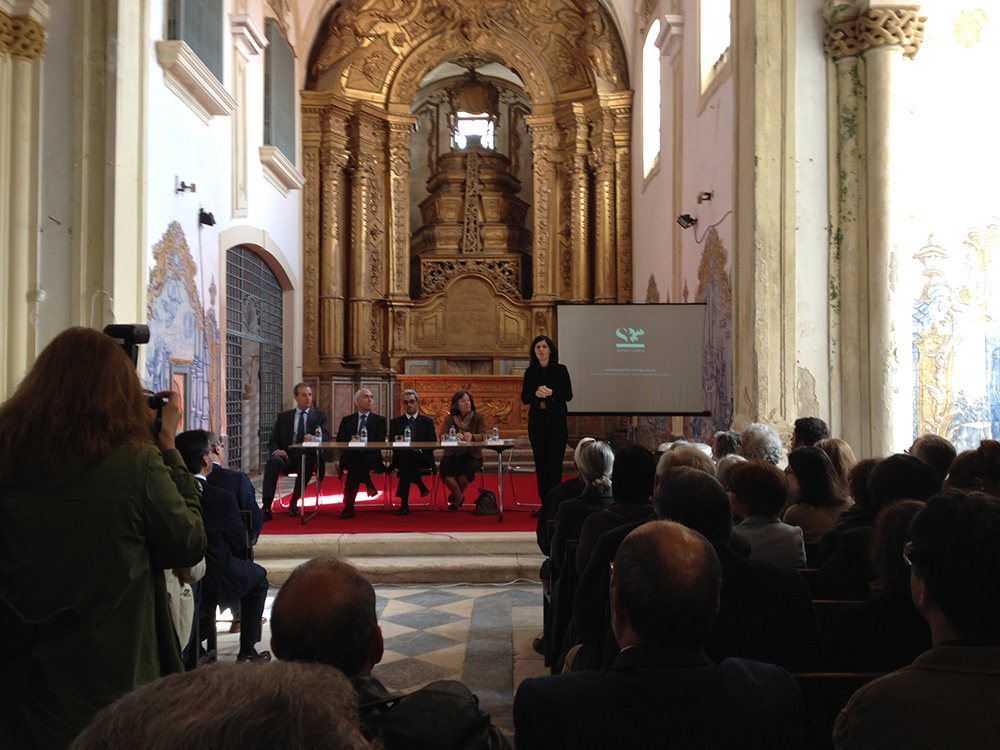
[35,0,75,345]
[632,0,734,303]
[794,0,832,418]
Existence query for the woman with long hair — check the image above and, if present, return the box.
[521,335,573,508]
[729,459,807,568]
[815,437,857,492]
[439,390,487,510]
[945,439,1000,497]
[782,446,853,541]
[0,327,206,750]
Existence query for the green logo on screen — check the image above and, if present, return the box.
[615,328,646,349]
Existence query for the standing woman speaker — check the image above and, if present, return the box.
[521,335,573,505]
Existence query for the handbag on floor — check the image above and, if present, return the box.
[473,488,498,515]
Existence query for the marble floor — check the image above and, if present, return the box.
[213,581,548,737]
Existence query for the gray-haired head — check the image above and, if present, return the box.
[739,423,784,465]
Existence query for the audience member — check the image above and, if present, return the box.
[739,422,784,464]
[68,661,374,750]
[825,501,930,672]
[576,443,657,573]
[439,390,487,510]
[261,382,330,520]
[335,388,387,519]
[729,460,807,568]
[514,521,803,750]
[387,389,436,515]
[658,442,717,477]
[571,467,822,673]
[815,437,857,491]
[175,430,270,662]
[818,454,939,599]
[270,556,508,750]
[715,453,746,491]
[545,440,614,669]
[0,327,206,750]
[792,416,830,448]
[712,429,742,459]
[534,437,592,555]
[908,433,956,487]
[813,457,879,567]
[945,438,1000,497]
[834,491,1000,748]
[783,446,853,541]
[207,431,261,544]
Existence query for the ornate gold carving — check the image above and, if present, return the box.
[1,10,46,61]
[825,7,927,61]
[422,258,521,297]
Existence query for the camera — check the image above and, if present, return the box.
[104,324,163,438]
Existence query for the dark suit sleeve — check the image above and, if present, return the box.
[335,414,354,443]
[370,414,387,442]
[239,472,262,536]
[550,364,573,404]
[267,413,284,454]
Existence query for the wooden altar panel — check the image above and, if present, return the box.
[398,374,527,438]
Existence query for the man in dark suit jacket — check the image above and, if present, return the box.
[206,431,261,544]
[262,382,330,519]
[514,520,803,749]
[387,389,436,515]
[334,388,386,519]
[175,430,270,662]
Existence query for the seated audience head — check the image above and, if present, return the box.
[68,661,373,750]
[907,490,1000,643]
[848,457,880,508]
[786,446,849,508]
[792,417,830,448]
[815,437,857,488]
[653,467,733,550]
[611,444,657,504]
[270,556,380,677]
[174,429,212,475]
[448,390,476,416]
[727,459,789,519]
[715,453,746,491]
[656,444,717,482]
[868,453,940,512]
[738,423,784,465]
[945,439,1000,497]
[712,430,742,460]
[908,433,957,487]
[0,326,155,484]
[611,520,721,650]
[869,500,925,601]
[577,440,614,493]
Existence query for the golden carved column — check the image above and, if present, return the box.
[524,114,559,301]
[386,114,416,301]
[1,4,46,396]
[825,2,926,456]
[607,93,633,302]
[319,102,351,367]
[300,96,322,369]
[590,106,617,304]
[567,104,590,303]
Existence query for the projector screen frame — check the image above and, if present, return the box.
[556,302,711,418]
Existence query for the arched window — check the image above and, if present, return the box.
[699,0,731,96]
[642,19,661,179]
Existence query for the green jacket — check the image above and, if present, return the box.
[0,444,206,750]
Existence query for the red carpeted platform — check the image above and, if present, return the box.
[263,472,551,534]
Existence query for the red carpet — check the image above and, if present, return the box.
[263,472,550,534]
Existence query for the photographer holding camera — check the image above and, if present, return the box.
[0,327,207,750]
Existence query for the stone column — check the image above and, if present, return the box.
[524,114,559,300]
[1,3,46,396]
[824,2,926,456]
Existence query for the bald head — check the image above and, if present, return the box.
[270,557,380,676]
[611,520,721,649]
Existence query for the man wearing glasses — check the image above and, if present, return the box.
[388,390,437,516]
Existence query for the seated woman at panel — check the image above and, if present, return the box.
[439,390,487,510]
[782,446,854,542]
[0,327,206,750]
[729,459,807,568]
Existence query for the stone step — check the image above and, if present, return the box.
[254,531,543,585]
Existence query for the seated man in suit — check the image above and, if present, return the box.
[206,432,261,545]
[176,430,270,662]
[387,389,436,516]
[834,490,1000,748]
[261,382,330,520]
[335,388,386,519]
[270,555,508,750]
[514,520,803,749]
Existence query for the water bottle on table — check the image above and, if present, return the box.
[448,425,457,442]
[404,424,411,442]
[360,425,368,444]
[314,426,323,443]
[492,424,499,441]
